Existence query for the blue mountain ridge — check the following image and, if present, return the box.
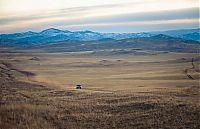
[0,28,199,45]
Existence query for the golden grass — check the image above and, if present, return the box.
[10,52,199,92]
[0,52,200,129]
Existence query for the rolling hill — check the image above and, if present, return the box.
[22,34,199,53]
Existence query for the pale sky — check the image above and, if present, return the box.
[0,0,199,33]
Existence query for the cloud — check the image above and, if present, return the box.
[62,19,199,27]
[0,0,199,33]
[1,8,198,28]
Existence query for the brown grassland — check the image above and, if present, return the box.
[0,52,200,129]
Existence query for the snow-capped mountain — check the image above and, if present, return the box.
[0,28,199,45]
[39,28,73,36]
[0,28,154,44]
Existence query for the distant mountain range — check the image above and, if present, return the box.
[0,28,152,44]
[19,34,198,53]
[0,28,199,46]
[152,28,200,41]
[0,28,199,53]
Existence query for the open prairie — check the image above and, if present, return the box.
[0,0,199,128]
[0,52,200,129]
[3,52,200,91]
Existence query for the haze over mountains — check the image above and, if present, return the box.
[0,28,199,53]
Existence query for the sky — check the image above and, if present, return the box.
[0,0,199,33]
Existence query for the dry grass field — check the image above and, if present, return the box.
[3,52,200,91]
[0,52,200,129]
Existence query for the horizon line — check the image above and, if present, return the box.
[0,27,199,35]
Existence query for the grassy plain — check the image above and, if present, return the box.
[0,52,200,129]
[7,52,200,91]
